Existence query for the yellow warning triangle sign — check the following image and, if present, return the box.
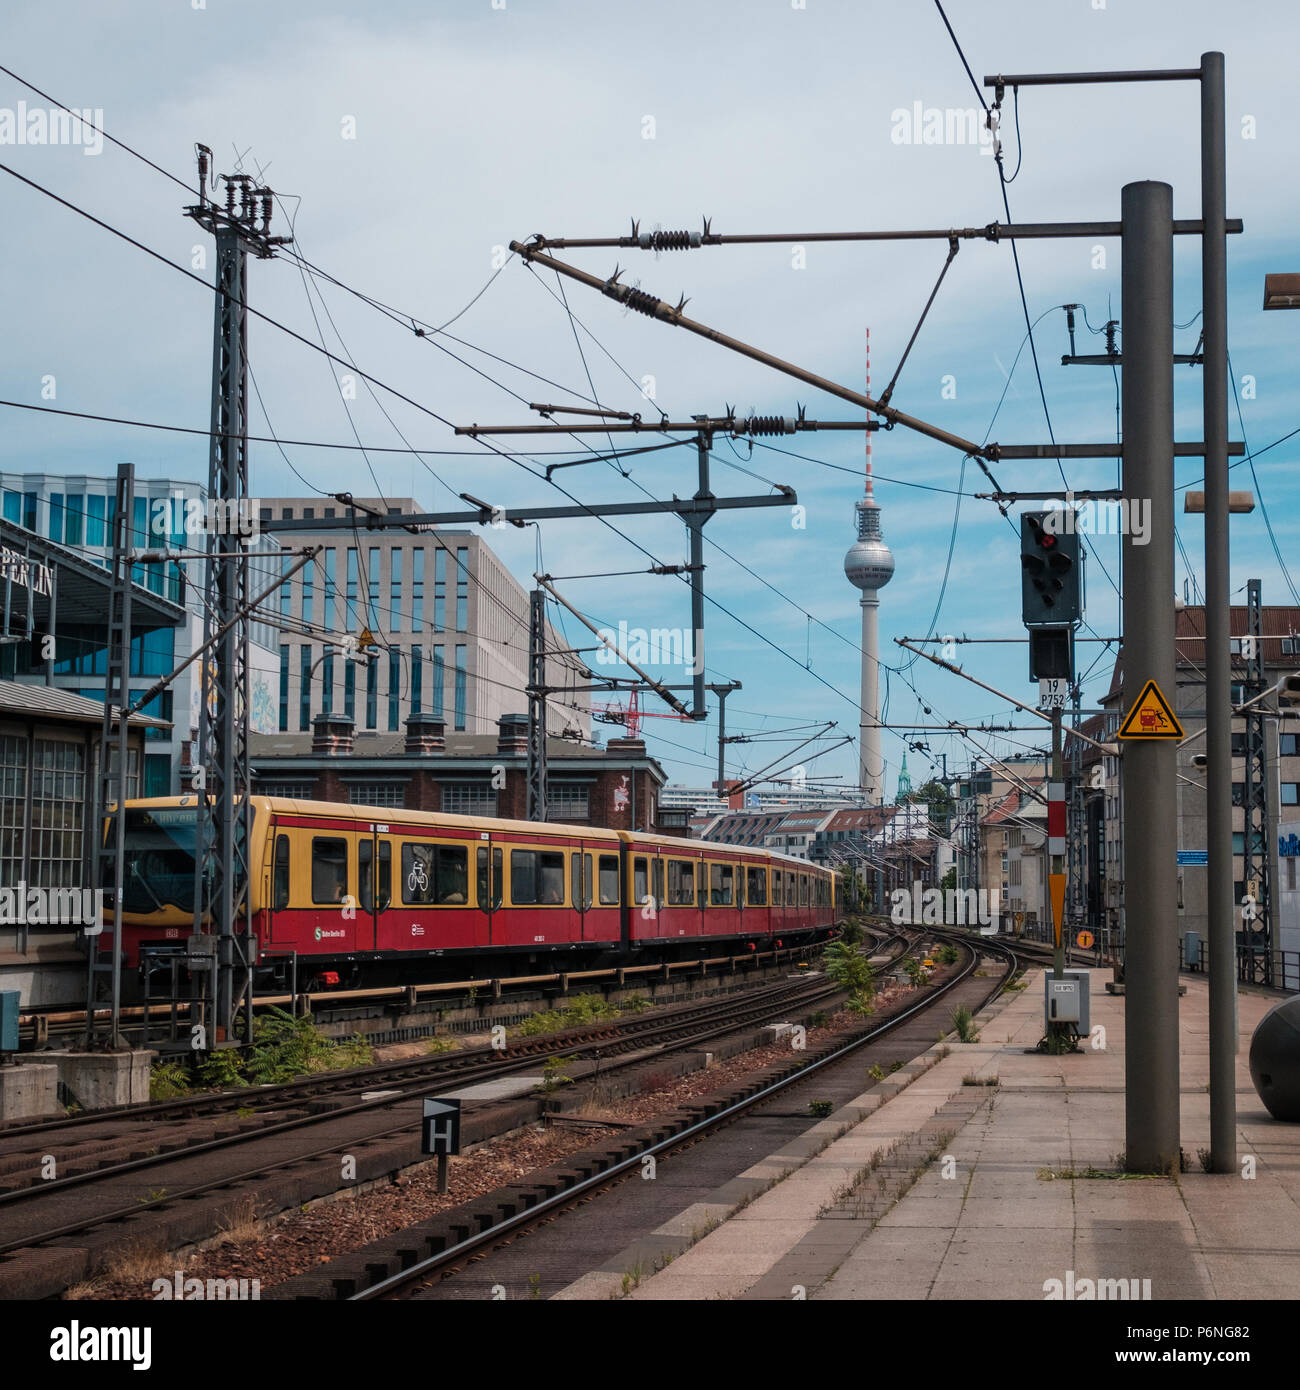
[1117,679,1184,740]
[356,628,376,650]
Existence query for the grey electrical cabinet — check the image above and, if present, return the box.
[1044,970,1092,1035]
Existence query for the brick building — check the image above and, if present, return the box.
[249,714,678,834]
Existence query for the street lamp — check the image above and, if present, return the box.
[1263,273,1300,310]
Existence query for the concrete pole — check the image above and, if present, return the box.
[1122,180,1181,1173]
[1201,50,1237,1174]
[860,595,882,803]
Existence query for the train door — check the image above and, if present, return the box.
[477,838,502,949]
[357,832,392,952]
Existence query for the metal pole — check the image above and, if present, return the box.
[1122,180,1180,1172]
[689,430,711,719]
[1051,707,1065,983]
[1201,50,1236,1175]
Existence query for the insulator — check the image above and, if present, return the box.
[743,415,797,436]
[621,287,660,318]
[636,229,701,251]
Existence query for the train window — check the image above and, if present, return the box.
[709,863,734,906]
[598,855,620,905]
[273,834,290,910]
[359,840,374,913]
[666,859,694,906]
[571,853,583,911]
[772,870,783,906]
[736,868,746,908]
[311,838,348,905]
[402,842,469,905]
[582,853,594,910]
[511,849,565,905]
[788,874,797,906]
[652,859,664,910]
[477,846,490,911]
[633,856,649,905]
[376,841,391,911]
[746,866,767,906]
[799,874,809,906]
[492,847,503,908]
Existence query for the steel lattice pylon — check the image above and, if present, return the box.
[186,157,289,1041]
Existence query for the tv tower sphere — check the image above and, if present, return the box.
[844,494,895,592]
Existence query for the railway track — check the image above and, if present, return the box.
[0,929,914,1286]
[322,928,1023,1301]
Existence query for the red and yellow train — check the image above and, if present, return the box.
[103,797,838,988]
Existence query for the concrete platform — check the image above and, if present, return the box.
[23,1049,152,1111]
[616,970,1300,1302]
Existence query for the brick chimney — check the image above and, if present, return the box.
[497,713,529,756]
[311,713,355,757]
[606,736,647,758]
[405,712,445,755]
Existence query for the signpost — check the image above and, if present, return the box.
[422,1097,462,1194]
[1038,678,1069,712]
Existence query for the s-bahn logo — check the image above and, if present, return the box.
[313,927,347,942]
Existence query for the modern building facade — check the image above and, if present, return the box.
[1,472,282,794]
[258,498,590,744]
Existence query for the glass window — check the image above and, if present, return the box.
[456,547,469,630]
[321,644,334,715]
[441,782,497,816]
[311,838,348,904]
[0,734,26,887]
[652,858,664,909]
[746,866,767,905]
[279,646,289,732]
[511,848,565,905]
[432,645,444,717]
[365,654,377,730]
[345,548,357,630]
[86,494,106,546]
[65,495,83,546]
[633,856,649,904]
[667,859,695,905]
[547,783,589,820]
[772,870,783,905]
[344,660,356,720]
[350,783,404,808]
[411,645,422,715]
[388,648,401,731]
[1284,784,1299,806]
[799,874,809,905]
[390,549,402,632]
[433,549,446,630]
[709,863,734,906]
[571,852,583,910]
[299,646,313,729]
[598,854,620,905]
[322,548,337,629]
[411,548,424,631]
[454,645,467,731]
[582,853,593,910]
[402,841,469,905]
[273,834,291,909]
[368,547,380,628]
[49,493,63,542]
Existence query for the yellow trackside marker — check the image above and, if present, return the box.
[1049,872,1066,949]
[1076,929,1094,950]
[1117,679,1184,740]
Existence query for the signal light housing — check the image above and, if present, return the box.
[1021,509,1083,627]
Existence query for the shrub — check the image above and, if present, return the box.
[149,1059,191,1102]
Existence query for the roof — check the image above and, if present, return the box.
[981,789,1022,827]
[0,516,186,636]
[820,806,898,835]
[250,730,663,779]
[0,679,170,729]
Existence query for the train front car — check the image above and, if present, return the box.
[97,795,275,980]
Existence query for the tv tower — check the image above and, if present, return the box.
[843,328,895,805]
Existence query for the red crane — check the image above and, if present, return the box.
[591,688,694,739]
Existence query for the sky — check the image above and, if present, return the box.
[3,0,1299,798]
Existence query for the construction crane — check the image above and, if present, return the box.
[592,688,694,739]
